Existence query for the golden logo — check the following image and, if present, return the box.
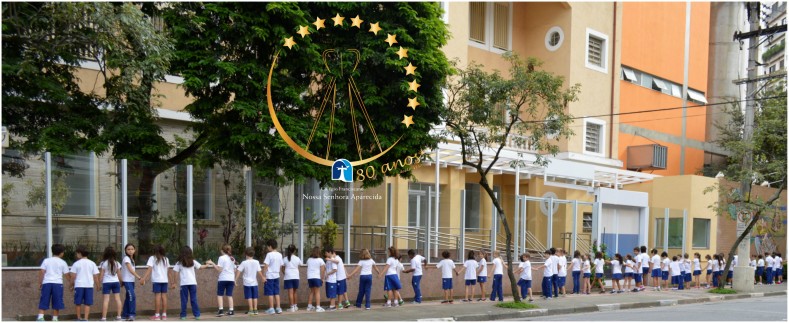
[266,14,420,167]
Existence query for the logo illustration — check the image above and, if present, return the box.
[332,159,353,182]
[266,13,420,170]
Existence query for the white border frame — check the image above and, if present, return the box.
[582,118,606,157]
[468,2,512,54]
[585,28,609,74]
[545,26,564,52]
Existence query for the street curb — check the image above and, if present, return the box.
[450,290,787,321]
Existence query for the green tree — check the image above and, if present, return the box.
[441,54,580,302]
[709,85,787,288]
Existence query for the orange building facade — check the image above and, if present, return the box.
[618,2,712,176]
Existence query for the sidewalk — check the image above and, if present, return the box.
[21,284,787,321]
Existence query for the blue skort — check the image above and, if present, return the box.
[308,278,323,288]
[74,287,94,306]
[153,282,168,293]
[583,273,591,278]
[283,279,299,290]
[693,270,701,276]
[595,273,603,279]
[661,271,669,280]
[652,269,661,278]
[465,279,477,286]
[612,273,623,280]
[102,282,121,295]
[384,275,402,291]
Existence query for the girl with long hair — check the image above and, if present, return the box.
[140,245,171,321]
[120,243,142,320]
[205,244,237,317]
[99,246,123,321]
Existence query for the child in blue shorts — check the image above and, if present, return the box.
[306,247,326,312]
[456,250,479,302]
[37,244,69,322]
[323,247,339,311]
[99,246,123,321]
[262,239,284,314]
[435,250,457,304]
[140,245,171,321]
[236,247,264,315]
[205,244,237,317]
[514,253,534,302]
[379,246,404,307]
[70,245,100,321]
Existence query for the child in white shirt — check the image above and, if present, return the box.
[235,247,264,315]
[488,251,506,301]
[172,246,206,320]
[582,255,592,294]
[98,246,123,321]
[281,244,302,312]
[593,252,606,294]
[70,246,100,321]
[140,245,171,320]
[204,244,237,317]
[435,250,457,303]
[37,244,69,322]
[379,246,404,307]
[347,248,380,309]
[305,247,326,312]
[456,250,479,302]
[514,253,534,302]
[608,253,623,293]
[262,239,284,314]
[402,249,427,304]
[476,250,488,301]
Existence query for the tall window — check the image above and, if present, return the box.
[585,28,609,73]
[582,212,593,233]
[583,119,605,155]
[176,166,212,220]
[692,218,710,248]
[56,152,95,216]
[254,176,280,216]
[468,2,511,53]
[464,184,481,229]
[655,218,683,249]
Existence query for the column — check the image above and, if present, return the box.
[245,169,252,247]
[121,159,128,247]
[187,165,194,249]
[45,152,53,258]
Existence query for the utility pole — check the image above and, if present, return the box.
[731,1,759,292]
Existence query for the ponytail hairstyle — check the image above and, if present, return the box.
[124,243,136,267]
[286,244,297,262]
[221,244,234,263]
[102,246,118,276]
[177,245,195,268]
[387,246,399,259]
[614,253,623,263]
[573,250,581,259]
[626,254,633,261]
[154,245,166,266]
[694,252,700,259]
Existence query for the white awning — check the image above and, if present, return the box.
[652,78,668,92]
[687,89,708,104]
[623,67,637,82]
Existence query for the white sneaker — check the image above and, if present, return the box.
[307,305,315,312]
[316,307,325,313]
[384,303,392,308]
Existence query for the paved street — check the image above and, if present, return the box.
[513,295,787,321]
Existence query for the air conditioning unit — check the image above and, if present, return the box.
[627,144,667,171]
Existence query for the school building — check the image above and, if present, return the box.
[2,2,785,317]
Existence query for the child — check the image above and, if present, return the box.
[395,255,406,305]
[140,245,171,321]
[99,246,123,321]
[669,256,683,290]
[533,250,555,298]
[306,247,326,312]
[323,248,339,311]
[549,248,559,298]
[692,253,702,289]
[556,248,567,297]
[765,252,775,285]
[488,250,506,301]
[711,254,721,288]
[326,248,350,309]
[514,253,533,302]
[592,252,605,294]
[236,247,264,315]
[608,253,623,293]
[456,250,478,302]
[639,246,649,290]
[435,250,457,304]
[705,254,714,287]
[261,239,283,314]
[571,251,582,294]
[476,250,488,301]
[282,244,302,312]
[756,254,765,285]
[630,248,641,292]
[660,252,671,290]
[379,246,404,307]
[650,249,661,291]
[70,245,100,321]
[172,246,205,320]
[402,249,426,304]
[204,245,236,317]
[683,253,692,288]
[774,253,783,284]
[623,254,635,292]
[347,248,379,310]
[582,254,592,294]
[120,243,142,321]
[727,253,737,287]
[37,244,69,322]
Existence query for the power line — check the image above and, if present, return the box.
[521,95,785,123]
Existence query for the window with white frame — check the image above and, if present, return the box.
[56,152,96,216]
[622,67,637,83]
[464,184,481,229]
[545,26,564,52]
[469,2,511,53]
[692,218,710,248]
[585,28,608,73]
[583,119,605,155]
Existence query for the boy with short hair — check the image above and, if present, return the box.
[403,250,426,304]
[435,250,457,304]
[262,239,283,314]
[236,247,264,315]
[326,249,350,309]
[70,245,100,321]
[37,244,69,322]
[323,248,339,310]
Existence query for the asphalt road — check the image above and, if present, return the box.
[508,295,787,321]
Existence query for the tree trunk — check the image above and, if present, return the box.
[478,175,521,303]
[134,164,157,256]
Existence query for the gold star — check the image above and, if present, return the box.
[369,22,382,35]
[351,15,364,28]
[408,80,421,92]
[402,115,414,128]
[385,33,398,47]
[396,47,409,59]
[297,25,311,38]
[313,17,326,30]
[332,13,345,27]
[404,62,417,75]
[407,97,421,110]
[283,36,296,50]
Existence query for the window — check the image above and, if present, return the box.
[671,84,682,98]
[583,119,605,155]
[464,184,481,229]
[585,28,608,73]
[176,166,213,220]
[55,152,95,216]
[254,176,280,216]
[331,188,348,225]
[582,212,593,233]
[545,26,564,52]
[652,78,669,93]
[655,218,683,249]
[687,89,708,104]
[692,218,710,248]
[780,60,785,70]
[622,67,637,82]
[468,2,511,53]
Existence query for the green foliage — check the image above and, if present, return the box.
[150,211,187,261]
[320,218,340,249]
[163,2,451,188]
[2,182,15,215]
[25,169,71,221]
[762,39,785,62]
[708,288,736,294]
[495,301,539,309]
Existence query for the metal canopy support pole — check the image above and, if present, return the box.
[491,192,498,253]
[460,190,466,263]
[513,165,520,257]
[298,183,304,260]
[547,196,554,249]
[245,169,253,247]
[187,165,194,249]
[387,183,393,248]
[345,182,353,262]
[682,209,688,255]
[424,186,433,259]
[663,208,669,252]
[434,149,440,259]
[121,159,128,247]
[45,152,53,258]
[522,198,527,254]
[571,200,578,254]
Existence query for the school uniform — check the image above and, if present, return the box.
[583,260,592,279]
[237,258,262,300]
[624,259,635,280]
[306,258,325,288]
[282,255,302,290]
[173,260,202,319]
[593,258,605,280]
[611,260,623,281]
[711,260,721,287]
[756,258,765,280]
[263,251,283,296]
[437,259,456,290]
[570,258,582,294]
[549,255,560,297]
[99,260,122,295]
[216,254,236,296]
[556,256,567,289]
[334,255,348,296]
[766,256,775,284]
[683,259,692,283]
[120,256,138,318]
[517,261,532,299]
[669,261,683,289]
[774,256,783,282]
[71,258,100,306]
[651,255,662,278]
[692,258,701,277]
[489,257,505,301]
[146,256,171,293]
[463,259,479,286]
[541,258,554,298]
[383,257,402,291]
[325,258,338,299]
[410,255,425,303]
[38,257,69,311]
[661,258,670,281]
[355,259,375,309]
